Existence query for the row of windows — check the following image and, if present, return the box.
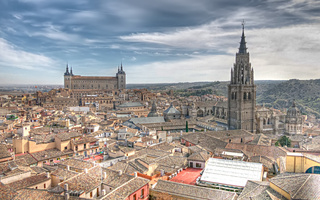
[73,80,111,83]
[71,84,117,89]
[133,188,145,200]
[231,92,252,100]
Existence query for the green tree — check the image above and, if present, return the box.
[277,136,291,147]
[186,121,189,132]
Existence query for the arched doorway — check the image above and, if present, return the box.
[197,109,204,117]
[306,166,320,174]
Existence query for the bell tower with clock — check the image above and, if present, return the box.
[228,22,256,133]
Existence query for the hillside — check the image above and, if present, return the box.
[259,79,320,117]
[128,79,320,117]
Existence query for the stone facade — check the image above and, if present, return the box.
[228,25,256,133]
[285,101,303,135]
[64,64,126,90]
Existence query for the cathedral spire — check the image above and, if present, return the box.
[121,62,123,71]
[64,63,70,75]
[70,67,73,76]
[239,20,247,54]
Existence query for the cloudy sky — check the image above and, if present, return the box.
[0,0,319,85]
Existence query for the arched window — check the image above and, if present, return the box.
[248,92,251,99]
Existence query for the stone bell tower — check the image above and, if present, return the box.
[228,22,256,133]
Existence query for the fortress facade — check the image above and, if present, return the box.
[63,64,126,90]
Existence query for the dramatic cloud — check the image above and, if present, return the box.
[0,0,319,84]
[0,38,56,70]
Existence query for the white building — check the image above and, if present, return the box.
[197,158,263,193]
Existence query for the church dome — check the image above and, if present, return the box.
[287,101,300,117]
[163,103,181,115]
[286,101,302,124]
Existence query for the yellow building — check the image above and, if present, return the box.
[286,152,320,173]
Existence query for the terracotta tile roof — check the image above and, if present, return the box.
[71,136,98,145]
[127,149,170,161]
[154,156,187,173]
[153,180,237,200]
[59,165,102,194]
[31,149,73,162]
[56,131,82,141]
[51,168,78,180]
[270,174,320,199]
[238,181,285,200]
[108,161,148,174]
[102,168,134,188]
[15,154,37,166]
[58,158,94,170]
[182,132,227,153]
[0,183,17,200]
[103,177,150,200]
[187,151,210,162]
[31,134,56,144]
[12,189,56,200]
[30,166,48,174]
[148,142,175,152]
[0,144,11,159]
[0,160,31,178]
[7,173,50,191]
[248,134,272,146]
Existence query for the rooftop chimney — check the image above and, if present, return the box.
[46,172,50,178]
[134,172,137,177]
[104,172,107,179]
[64,183,69,191]
[64,193,69,200]
[84,168,88,173]
[118,170,122,176]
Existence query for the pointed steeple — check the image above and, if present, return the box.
[239,20,247,54]
[151,101,157,112]
[121,62,123,71]
[292,99,296,107]
[70,67,73,76]
[64,63,70,76]
[147,100,159,117]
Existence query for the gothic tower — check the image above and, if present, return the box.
[64,64,72,89]
[116,63,126,89]
[228,23,256,133]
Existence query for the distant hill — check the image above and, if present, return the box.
[258,79,320,117]
[128,79,320,118]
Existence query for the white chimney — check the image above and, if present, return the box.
[102,189,106,196]
[64,193,69,200]
[64,183,68,191]
[85,168,88,173]
[134,172,137,177]
[67,165,70,170]
[118,170,122,176]
[46,172,50,178]
[104,172,107,179]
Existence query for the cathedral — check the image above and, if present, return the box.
[63,64,126,90]
[227,24,303,135]
[227,23,256,133]
[163,24,303,135]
